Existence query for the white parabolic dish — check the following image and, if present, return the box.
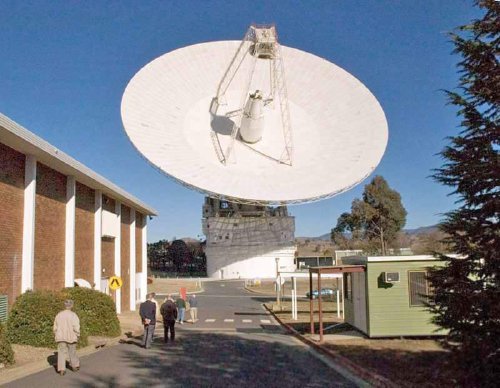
[121,41,388,204]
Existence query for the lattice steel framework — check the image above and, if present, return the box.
[210,24,293,166]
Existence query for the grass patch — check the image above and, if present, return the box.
[326,339,465,387]
[267,298,465,386]
[148,278,203,295]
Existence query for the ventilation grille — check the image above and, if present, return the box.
[0,295,8,323]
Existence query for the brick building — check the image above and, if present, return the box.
[0,113,157,317]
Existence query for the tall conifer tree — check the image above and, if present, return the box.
[429,1,499,384]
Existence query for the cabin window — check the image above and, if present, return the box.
[344,273,352,300]
[408,271,429,307]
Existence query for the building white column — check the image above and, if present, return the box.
[141,216,148,302]
[114,201,121,314]
[21,155,36,292]
[93,190,102,291]
[129,208,136,311]
[65,176,76,288]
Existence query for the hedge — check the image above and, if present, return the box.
[7,290,88,349]
[0,322,14,366]
[63,288,121,337]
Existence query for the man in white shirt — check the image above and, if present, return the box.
[53,299,80,376]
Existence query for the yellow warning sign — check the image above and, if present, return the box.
[109,276,123,290]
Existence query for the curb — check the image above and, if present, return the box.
[263,304,398,388]
[244,286,307,299]
[244,286,273,295]
[153,288,205,297]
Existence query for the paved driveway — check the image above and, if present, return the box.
[5,281,361,387]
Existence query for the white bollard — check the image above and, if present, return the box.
[336,289,340,318]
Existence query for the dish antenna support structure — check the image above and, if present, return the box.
[210,24,293,166]
[121,23,389,278]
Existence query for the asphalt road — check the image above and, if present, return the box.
[5,281,360,387]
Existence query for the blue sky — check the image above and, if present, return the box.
[0,1,481,242]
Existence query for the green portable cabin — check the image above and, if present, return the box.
[341,255,447,338]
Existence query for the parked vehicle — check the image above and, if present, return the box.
[306,288,336,299]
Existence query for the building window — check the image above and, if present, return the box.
[344,273,352,300]
[408,271,429,307]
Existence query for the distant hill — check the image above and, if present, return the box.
[297,224,439,241]
[179,237,201,244]
[403,225,439,235]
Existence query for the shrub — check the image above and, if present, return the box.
[7,290,88,348]
[63,288,121,337]
[0,322,14,366]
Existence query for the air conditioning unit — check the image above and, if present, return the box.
[384,272,400,283]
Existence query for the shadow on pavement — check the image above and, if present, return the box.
[250,296,275,303]
[78,375,120,388]
[78,332,356,387]
[118,338,144,348]
[46,353,57,371]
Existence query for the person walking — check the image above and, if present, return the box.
[139,293,156,349]
[188,294,199,323]
[53,299,80,376]
[160,295,178,343]
[175,295,186,324]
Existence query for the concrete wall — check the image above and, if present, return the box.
[206,245,296,279]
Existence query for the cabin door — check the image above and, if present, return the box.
[353,272,367,333]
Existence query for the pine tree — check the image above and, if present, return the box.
[429,1,499,385]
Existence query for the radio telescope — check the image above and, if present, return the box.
[121,25,388,279]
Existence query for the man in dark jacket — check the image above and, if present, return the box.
[160,294,178,343]
[139,293,156,349]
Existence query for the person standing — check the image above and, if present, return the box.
[175,295,186,324]
[160,295,178,342]
[53,299,80,376]
[139,293,156,349]
[188,294,199,323]
[150,292,160,342]
[150,292,160,320]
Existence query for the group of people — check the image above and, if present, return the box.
[139,292,199,349]
[50,291,200,376]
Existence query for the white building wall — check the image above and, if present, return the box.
[141,217,148,301]
[21,155,36,292]
[129,208,136,311]
[114,201,122,313]
[93,190,102,291]
[206,245,296,279]
[64,176,76,287]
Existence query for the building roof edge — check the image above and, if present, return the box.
[0,113,157,216]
